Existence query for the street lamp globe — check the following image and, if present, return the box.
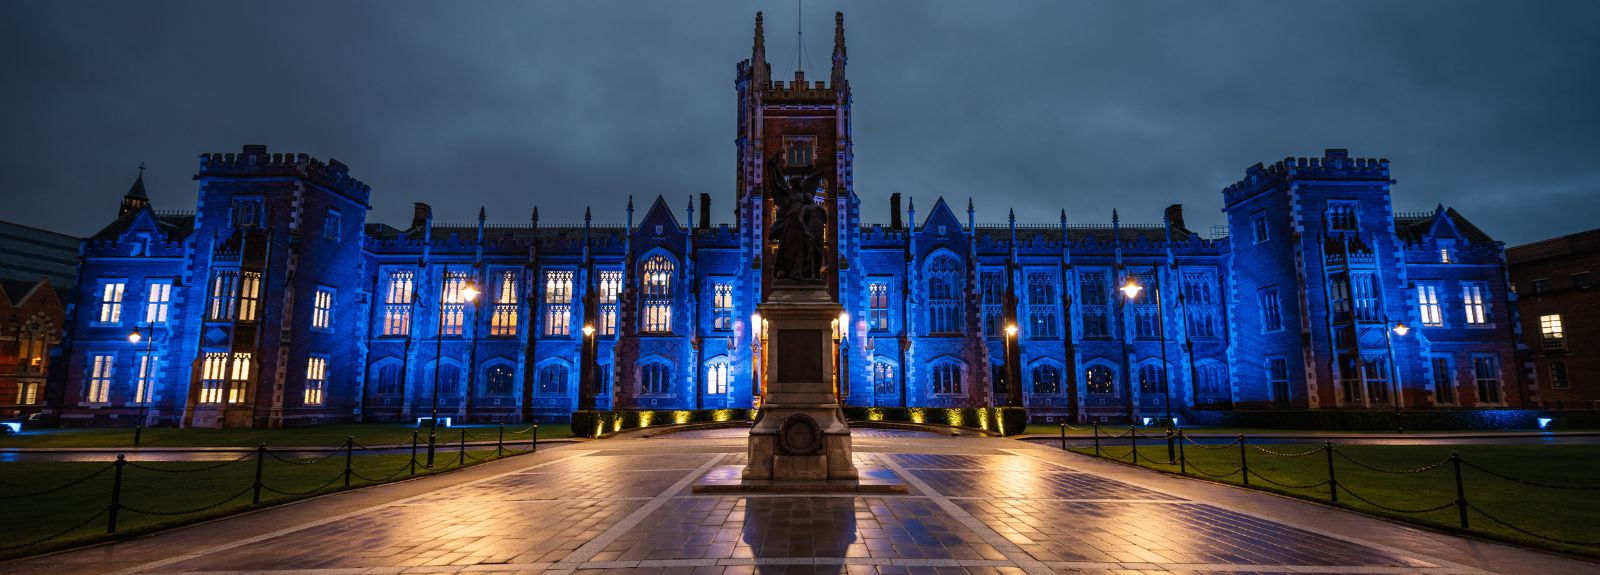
[127,327,142,344]
[1004,323,1018,337]
[1392,321,1410,337]
[582,324,596,337]
[1120,279,1143,300]
[460,283,480,302]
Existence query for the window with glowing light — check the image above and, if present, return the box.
[712,283,733,330]
[1418,285,1443,326]
[1031,364,1060,395]
[134,353,156,405]
[927,255,962,335]
[383,270,414,336]
[1085,365,1115,395]
[706,359,729,395]
[144,280,172,324]
[98,282,126,324]
[490,270,519,337]
[599,270,622,336]
[439,271,471,336]
[543,270,572,337]
[304,356,327,406]
[87,354,114,403]
[311,287,334,331]
[868,282,890,331]
[931,361,962,395]
[1540,314,1564,350]
[1462,282,1489,325]
[641,256,674,334]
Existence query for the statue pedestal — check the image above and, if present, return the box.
[741,284,857,482]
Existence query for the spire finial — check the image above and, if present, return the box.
[138,162,146,176]
[754,11,765,54]
[1060,209,1067,222]
[478,206,486,221]
[834,11,845,57]
[584,206,592,221]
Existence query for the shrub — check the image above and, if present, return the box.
[569,408,757,438]
[840,406,1027,436]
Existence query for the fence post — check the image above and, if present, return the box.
[1130,425,1139,465]
[106,454,125,534]
[497,423,505,458]
[1092,423,1100,456]
[343,436,354,487]
[1325,441,1338,503]
[409,431,419,476]
[1059,422,1067,451]
[532,423,539,452]
[1165,427,1176,465]
[252,443,265,505]
[1238,434,1249,486]
[459,429,466,466]
[1452,451,1469,529]
[1177,429,1187,475]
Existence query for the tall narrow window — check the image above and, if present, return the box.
[873,360,896,396]
[706,360,729,395]
[1328,202,1358,231]
[1418,285,1443,326]
[87,354,114,403]
[376,364,400,395]
[323,209,341,241]
[538,363,568,395]
[1352,273,1378,322]
[1182,271,1217,338]
[17,382,39,405]
[1431,357,1455,404]
[1032,365,1060,395]
[20,332,44,372]
[1462,283,1488,325]
[1198,362,1227,400]
[1472,355,1502,404]
[1080,272,1109,338]
[599,270,622,336]
[1027,272,1059,338]
[1439,248,1451,264]
[712,283,733,330]
[227,353,251,403]
[238,271,261,321]
[1259,288,1283,332]
[145,280,172,324]
[98,282,126,323]
[641,256,674,334]
[1085,365,1115,395]
[927,255,962,335]
[304,356,326,405]
[491,271,518,336]
[1363,356,1390,403]
[784,136,815,167]
[208,272,237,321]
[1138,364,1166,394]
[440,271,470,336]
[1329,275,1352,322]
[543,270,573,337]
[311,287,334,331]
[980,270,1004,337]
[641,362,672,395]
[1268,357,1290,406]
[384,271,414,336]
[1539,314,1564,350]
[231,198,263,227]
[1251,212,1269,244]
[1549,361,1570,389]
[1130,272,1159,339]
[485,365,515,395]
[200,353,228,404]
[134,353,156,405]
[437,364,460,395]
[932,362,962,395]
[869,282,890,331]
[1339,355,1363,404]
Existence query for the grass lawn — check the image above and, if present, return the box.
[0,445,524,560]
[1063,438,1600,557]
[0,422,573,449]
[1018,423,1555,437]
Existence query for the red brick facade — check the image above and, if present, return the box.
[0,279,64,417]
[1508,228,1600,408]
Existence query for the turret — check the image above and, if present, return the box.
[830,11,847,89]
[118,164,150,217]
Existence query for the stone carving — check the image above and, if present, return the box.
[766,158,828,282]
[777,413,823,455]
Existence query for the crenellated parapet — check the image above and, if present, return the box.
[765,70,837,104]
[1224,149,1391,207]
[197,145,371,205]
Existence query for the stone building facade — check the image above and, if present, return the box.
[46,13,1531,427]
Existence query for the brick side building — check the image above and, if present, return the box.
[44,12,1531,427]
[1508,229,1599,409]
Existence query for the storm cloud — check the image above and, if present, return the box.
[2,1,1597,244]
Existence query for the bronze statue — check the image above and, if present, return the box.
[765,158,828,282]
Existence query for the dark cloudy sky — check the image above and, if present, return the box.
[3,1,1597,245]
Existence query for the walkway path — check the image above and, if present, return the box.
[4,428,1593,574]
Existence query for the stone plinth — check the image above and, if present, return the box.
[741,283,858,482]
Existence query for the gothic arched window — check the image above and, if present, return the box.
[375,363,400,395]
[1198,361,1227,397]
[1139,364,1166,394]
[641,362,672,395]
[872,359,896,396]
[927,255,962,334]
[538,363,568,395]
[437,364,460,395]
[641,255,674,333]
[1086,365,1116,395]
[486,365,515,395]
[705,359,729,395]
[1032,364,1061,395]
[932,361,962,395]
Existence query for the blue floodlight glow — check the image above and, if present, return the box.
[1537,417,1553,430]
[416,416,452,428]
[0,422,19,434]
[1141,417,1153,426]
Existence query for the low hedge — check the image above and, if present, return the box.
[571,408,757,438]
[841,406,1028,436]
[1181,408,1600,431]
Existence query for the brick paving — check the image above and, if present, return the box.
[2,428,1594,575]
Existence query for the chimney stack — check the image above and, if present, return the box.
[890,193,903,230]
[412,202,433,230]
[699,193,712,229]
[1164,204,1186,232]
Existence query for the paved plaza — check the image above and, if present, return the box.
[4,428,1594,575]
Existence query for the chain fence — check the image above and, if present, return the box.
[1058,426,1599,549]
[0,426,538,556]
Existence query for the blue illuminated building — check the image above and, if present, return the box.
[50,13,1530,427]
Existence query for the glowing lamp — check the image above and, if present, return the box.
[1004,324,1018,337]
[1392,321,1410,337]
[1120,279,1143,300]
[127,327,143,344]
[1537,417,1553,430]
[582,324,596,337]
[460,284,480,302]
[1141,417,1153,426]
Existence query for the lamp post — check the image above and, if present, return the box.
[1121,269,1175,463]
[427,265,476,466]
[1383,315,1409,433]
[581,323,596,407]
[1003,323,1018,408]
[126,324,155,446]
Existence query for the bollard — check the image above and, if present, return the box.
[1059,422,1067,451]
[107,454,126,534]
[1177,430,1187,475]
[1452,451,1468,528]
[344,436,354,487]
[1165,426,1176,465]
[1092,423,1100,456]
[497,423,505,458]
[1130,425,1139,465]
[252,444,266,504]
[1325,441,1338,502]
[1238,434,1249,486]
[532,423,539,452]
[459,429,467,466]
[409,431,419,476]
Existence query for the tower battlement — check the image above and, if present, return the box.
[764,70,837,103]
[1223,149,1390,207]
[198,145,371,203]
